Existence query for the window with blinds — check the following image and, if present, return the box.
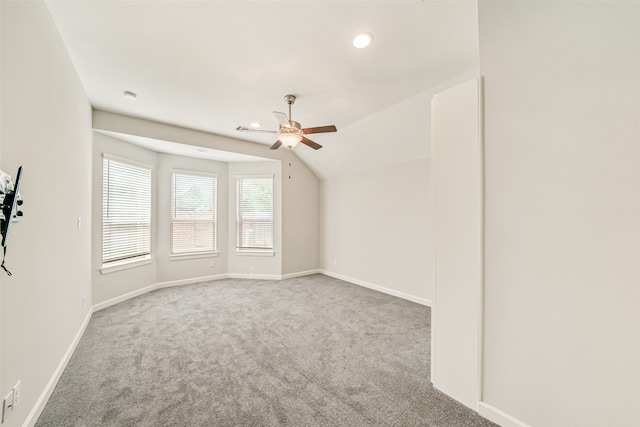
[102,156,152,265]
[171,171,217,254]
[236,176,273,250]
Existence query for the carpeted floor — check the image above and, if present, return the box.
[36,274,496,426]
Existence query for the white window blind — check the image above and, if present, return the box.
[171,171,217,254]
[236,176,273,250]
[102,157,151,265]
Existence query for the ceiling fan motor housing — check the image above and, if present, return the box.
[279,121,302,136]
[236,94,335,151]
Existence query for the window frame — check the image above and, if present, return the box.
[101,154,153,273]
[235,174,275,255]
[170,169,218,258]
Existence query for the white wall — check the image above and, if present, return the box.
[321,158,433,303]
[317,73,483,304]
[0,2,93,426]
[299,71,480,180]
[430,78,482,410]
[478,2,640,426]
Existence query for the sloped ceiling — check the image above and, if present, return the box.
[45,0,479,178]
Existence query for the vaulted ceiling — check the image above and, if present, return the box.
[45,0,479,178]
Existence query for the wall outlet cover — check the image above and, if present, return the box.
[2,390,14,423]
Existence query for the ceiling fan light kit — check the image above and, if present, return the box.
[237,94,337,150]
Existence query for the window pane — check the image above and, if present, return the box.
[171,172,217,254]
[102,158,151,264]
[236,177,273,249]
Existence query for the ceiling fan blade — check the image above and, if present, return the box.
[302,125,337,135]
[270,140,282,150]
[300,136,322,150]
[236,126,277,134]
[273,111,291,128]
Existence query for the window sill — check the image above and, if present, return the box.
[235,250,275,257]
[100,256,152,275]
[170,251,219,261]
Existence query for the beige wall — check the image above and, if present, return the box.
[227,162,282,278]
[479,2,640,425]
[281,157,320,276]
[92,116,321,302]
[156,154,229,283]
[92,111,320,291]
[0,2,93,426]
[92,132,287,303]
[92,133,158,304]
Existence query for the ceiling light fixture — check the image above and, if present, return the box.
[250,122,261,128]
[123,91,137,101]
[353,33,373,49]
[278,128,302,149]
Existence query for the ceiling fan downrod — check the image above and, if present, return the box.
[284,94,296,122]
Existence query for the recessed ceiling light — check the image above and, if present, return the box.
[250,122,261,128]
[353,33,373,49]
[123,91,137,101]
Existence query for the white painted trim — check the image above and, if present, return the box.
[169,252,219,261]
[477,402,531,427]
[103,152,153,170]
[93,274,228,311]
[154,274,228,290]
[477,76,486,403]
[24,309,93,427]
[93,282,158,312]
[281,269,320,280]
[234,250,275,257]
[319,270,432,307]
[100,256,152,275]
[226,273,281,280]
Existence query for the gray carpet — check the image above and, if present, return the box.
[36,274,496,426]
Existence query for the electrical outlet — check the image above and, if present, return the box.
[2,390,14,423]
[82,296,86,308]
[12,381,20,406]
[77,217,82,229]
[208,260,214,268]
[333,258,337,266]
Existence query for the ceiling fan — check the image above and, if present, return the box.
[236,95,337,150]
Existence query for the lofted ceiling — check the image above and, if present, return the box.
[45,0,479,178]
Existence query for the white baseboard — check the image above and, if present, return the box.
[226,273,282,280]
[93,274,227,312]
[477,402,531,427]
[154,274,228,290]
[281,269,320,280]
[93,271,321,311]
[319,270,432,307]
[25,309,93,427]
[93,282,159,312]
